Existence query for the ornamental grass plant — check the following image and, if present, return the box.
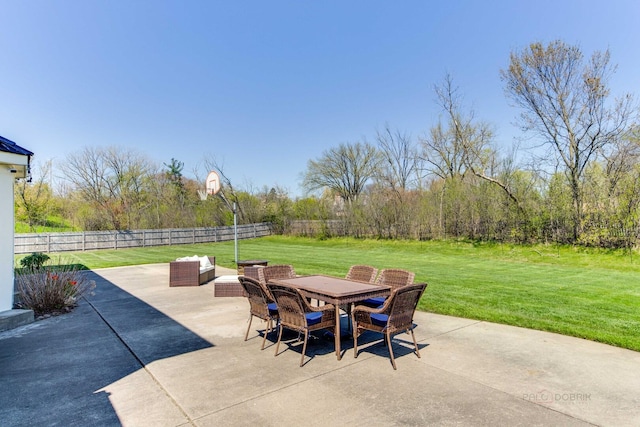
[15,253,95,317]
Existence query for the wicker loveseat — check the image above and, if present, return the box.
[169,255,216,287]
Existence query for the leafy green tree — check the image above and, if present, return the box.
[542,172,574,243]
[164,158,187,205]
[14,161,55,231]
[292,196,331,220]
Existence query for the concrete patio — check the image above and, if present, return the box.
[1,263,638,426]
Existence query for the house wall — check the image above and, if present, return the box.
[0,167,15,311]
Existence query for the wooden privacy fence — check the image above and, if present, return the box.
[15,223,272,254]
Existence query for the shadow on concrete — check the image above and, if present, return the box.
[83,270,213,365]
[0,270,213,427]
[353,330,429,362]
[251,317,429,367]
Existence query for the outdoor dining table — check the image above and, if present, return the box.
[268,275,391,360]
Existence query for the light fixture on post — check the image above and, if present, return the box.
[199,170,238,265]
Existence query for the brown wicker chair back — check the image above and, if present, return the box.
[352,282,427,369]
[386,283,426,334]
[376,268,415,290]
[238,276,279,350]
[345,265,378,283]
[267,283,336,366]
[260,264,296,283]
[267,285,306,331]
[252,264,294,300]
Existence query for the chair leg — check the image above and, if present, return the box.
[386,331,397,370]
[409,328,421,358]
[244,314,253,341]
[274,324,284,357]
[300,331,309,367]
[261,318,271,350]
[353,321,359,358]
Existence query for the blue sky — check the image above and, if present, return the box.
[2,1,639,196]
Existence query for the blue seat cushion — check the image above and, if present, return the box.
[370,313,389,327]
[361,297,386,307]
[268,302,278,315]
[305,311,323,326]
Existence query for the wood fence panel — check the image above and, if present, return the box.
[14,223,272,254]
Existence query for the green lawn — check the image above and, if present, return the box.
[15,217,79,233]
[17,235,640,352]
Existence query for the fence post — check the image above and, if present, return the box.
[47,233,51,253]
[114,231,117,249]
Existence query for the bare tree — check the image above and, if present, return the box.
[421,74,526,237]
[375,125,422,191]
[302,142,381,204]
[420,75,485,180]
[602,126,640,198]
[501,40,635,240]
[62,146,156,230]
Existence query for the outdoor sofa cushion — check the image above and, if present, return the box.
[176,255,214,273]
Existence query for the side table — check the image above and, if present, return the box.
[236,259,268,275]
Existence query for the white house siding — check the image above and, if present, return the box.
[0,166,15,311]
[0,147,31,312]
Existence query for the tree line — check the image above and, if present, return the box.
[14,41,640,248]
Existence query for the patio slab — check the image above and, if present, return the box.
[1,262,638,426]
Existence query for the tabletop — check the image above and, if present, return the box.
[269,275,390,304]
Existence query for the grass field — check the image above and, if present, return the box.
[15,217,78,233]
[17,235,640,352]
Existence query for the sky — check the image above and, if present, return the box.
[1,0,639,197]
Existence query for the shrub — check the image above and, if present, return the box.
[15,260,95,317]
[19,252,50,271]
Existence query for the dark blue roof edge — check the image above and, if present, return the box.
[0,135,34,156]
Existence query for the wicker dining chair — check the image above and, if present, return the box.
[345,265,378,283]
[259,264,296,285]
[360,268,415,308]
[238,276,279,350]
[260,263,326,307]
[267,283,336,367]
[341,265,379,329]
[352,282,427,370]
[377,268,415,289]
